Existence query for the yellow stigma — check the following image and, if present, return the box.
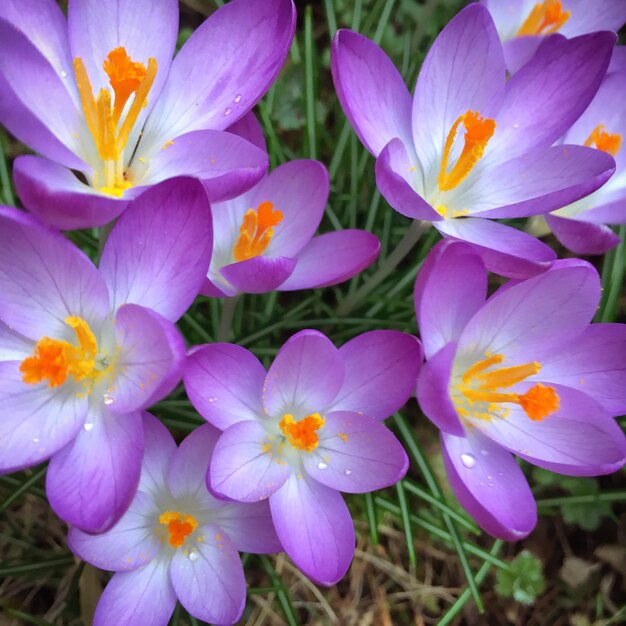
[517,0,570,37]
[159,511,199,548]
[73,46,157,197]
[20,316,113,393]
[232,201,284,262]
[438,110,495,192]
[584,124,622,157]
[453,353,559,422]
[279,413,325,452]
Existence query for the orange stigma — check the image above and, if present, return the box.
[438,111,495,192]
[454,353,559,422]
[279,413,325,452]
[159,511,199,548]
[517,0,570,37]
[584,124,622,157]
[232,201,284,262]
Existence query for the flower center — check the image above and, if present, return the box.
[516,0,570,37]
[232,201,284,262]
[73,46,157,197]
[453,353,559,422]
[20,316,113,393]
[279,412,325,453]
[159,511,199,548]
[438,110,496,192]
[584,124,622,157]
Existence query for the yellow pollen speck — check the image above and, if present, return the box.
[162,140,174,150]
[215,533,221,541]
[337,433,348,442]
[261,442,272,454]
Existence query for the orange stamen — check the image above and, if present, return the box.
[103,47,148,125]
[517,0,570,37]
[159,511,199,548]
[438,111,496,192]
[232,201,284,262]
[584,124,622,157]
[279,413,325,453]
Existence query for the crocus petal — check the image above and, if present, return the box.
[457,261,600,361]
[219,256,297,295]
[414,240,488,358]
[0,206,109,339]
[13,156,129,230]
[534,324,626,416]
[327,331,422,419]
[184,344,266,431]
[138,130,268,203]
[435,217,555,279]
[501,35,543,73]
[479,384,626,477]
[138,412,177,497]
[278,230,381,291]
[441,430,537,541]
[109,304,185,414]
[559,0,626,36]
[46,406,143,532]
[303,411,408,493]
[68,490,160,571]
[171,524,246,626]
[209,420,290,502]
[263,330,345,417]
[417,343,464,437]
[99,177,212,322]
[93,561,176,626]
[227,111,267,152]
[545,214,620,255]
[270,473,355,586]
[140,0,295,153]
[581,197,626,225]
[0,361,87,473]
[0,323,32,361]
[331,29,413,156]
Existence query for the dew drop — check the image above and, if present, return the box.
[224,107,232,116]
[189,550,199,562]
[103,391,114,405]
[234,94,242,103]
[460,453,476,469]
[208,397,218,403]
[60,70,68,78]
[317,461,328,470]
[33,437,40,443]
[345,468,352,476]
[83,422,94,432]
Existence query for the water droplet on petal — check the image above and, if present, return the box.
[33,437,40,443]
[103,391,114,405]
[208,397,217,403]
[345,468,352,476]
[234,94,242,103]
[60,70,68,78]
[189,550,199,562]
[224,107,232,116]
[317,461,328,470]
[460,453,476,469]
[83,422,94,432]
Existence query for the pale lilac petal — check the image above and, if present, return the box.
[442,430,536,541]
[581,198,626,225]
[303,411,408,493]
[209,420,290,502]
[0,361,87,473]
[0,206,109,339]
[138,412,176,497]
[93,561,176,626]
[227,110,267,152]
[327,331,422,419]
[546,214,620,255]
[219,255,297,294]
[263,330,344,417]
[110,304,186,413]
[184,344,266,431]
[501,35,542,73]
[99,177,212,321]
[270,473,355,586]
[331,29,413,156]
[278,230,381,291]
[560,0,626,36]
[171,524,246,626]
[46,406,143,532]
[0,323,32,361]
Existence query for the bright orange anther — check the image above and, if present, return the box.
[584,124,622,157]
[232,201,284,262]
[103,47,148,125]
[517,0,570,37]
[159,511,199,548]
[279,413,325,453]
[518,383,560,421]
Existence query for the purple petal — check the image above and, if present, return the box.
[327,331,422,419]
[501,35,543,73]
[581,197,626,225]
[278,230,381,291]
[303,411,408,493]
[227,110,267,152]
[0,206,109,339]
[140,0,295,152]
[560,0,626,36]
[263,330,344,417]
[0,361,87,473]
[99,177,212,322]
[331,29,413,156]
[184,344,266,431]
[46,406,143,532]
[110,304,186,414]
[546,214,620,255]
[0,323,32,361]
[270,473,355,586]
[170,524,246,626]
[209,420,290,502]
[137,412,177,497]
[220,255,297,295]
[441,430,536,541]
[435,217,555,279]
[93,561,176,626]
[417,343,464,437]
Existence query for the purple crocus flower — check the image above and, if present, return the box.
[204,119,380,296]
[184,330,422,584]
[70,413,280,626]
[480,0,626,71]
[0,0,295,229]
[415,240,626,540]
[331,4,616,278]
[0,177,212,532]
